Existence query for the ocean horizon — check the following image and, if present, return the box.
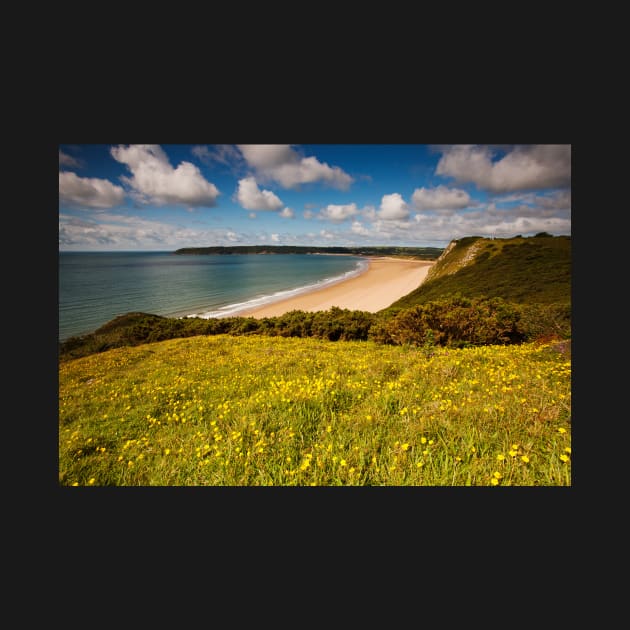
[58,251,367,341]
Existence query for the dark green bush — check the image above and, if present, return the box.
[369,295,526,347]
[59,298,571,362]
[516,302,571,341]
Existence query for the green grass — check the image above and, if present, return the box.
[59,334,571,486]
[387,235,571,310]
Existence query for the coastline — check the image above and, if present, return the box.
[238,257,434,318]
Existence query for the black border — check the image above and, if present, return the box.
[51,90,577,567]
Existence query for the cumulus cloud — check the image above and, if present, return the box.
[191,144,242,168]
[351,220,369,236]
[236,177,284,211]
[378,193,409,220]
[297,193,571,247]
[412,185,471,211]
[237,144,354,190]
[279,207,294,219]
[59,171,125,208]
[303,209,315,220]
[59,149,82,169]
[537,189,571,209]
[361,205,378,221]
[435,144,571,192]
[318,203,360,223]
[110,144,220,207]
[271,233,280,243]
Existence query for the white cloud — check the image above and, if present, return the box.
[59,149,82,169]
[248,212,257,219]
[537,189,571,209]
[236,176,284,211]
[271,233,280,243]
[250,193,571,247]
[303,209,315,220]
[378,193,409,220]
[191,144,242,168]
[59,171,125,208]
[436,144,571,192]
[279,207,294,218]
[59,212,248,250]
[110,144,220,207]
[318,203,360,223]
[351,220,369,236]
[361,205,377,221]
[237,144,354,190]
[411,185,471,211]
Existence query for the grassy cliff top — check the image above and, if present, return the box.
[386,234,571,311]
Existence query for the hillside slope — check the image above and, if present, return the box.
[387,234,571,311]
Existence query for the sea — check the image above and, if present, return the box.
[58,251,368,342]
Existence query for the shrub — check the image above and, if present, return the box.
[516,302,571,341]
[370,295,526,348]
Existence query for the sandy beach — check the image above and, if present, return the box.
[240,257,434,318]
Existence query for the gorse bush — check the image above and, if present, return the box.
[266,307,376,341]
[59,295,571,362]
[369,295,525,347]
[516,302,571,340]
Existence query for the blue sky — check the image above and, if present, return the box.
[59,144,571,251]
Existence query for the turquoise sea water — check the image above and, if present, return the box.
[58,252,367,341]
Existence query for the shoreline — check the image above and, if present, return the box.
[238,257,434,318]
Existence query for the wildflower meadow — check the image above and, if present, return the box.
[59,334,571,486]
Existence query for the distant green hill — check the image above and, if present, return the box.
[386,234,571,312]
[174,245,443,259]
